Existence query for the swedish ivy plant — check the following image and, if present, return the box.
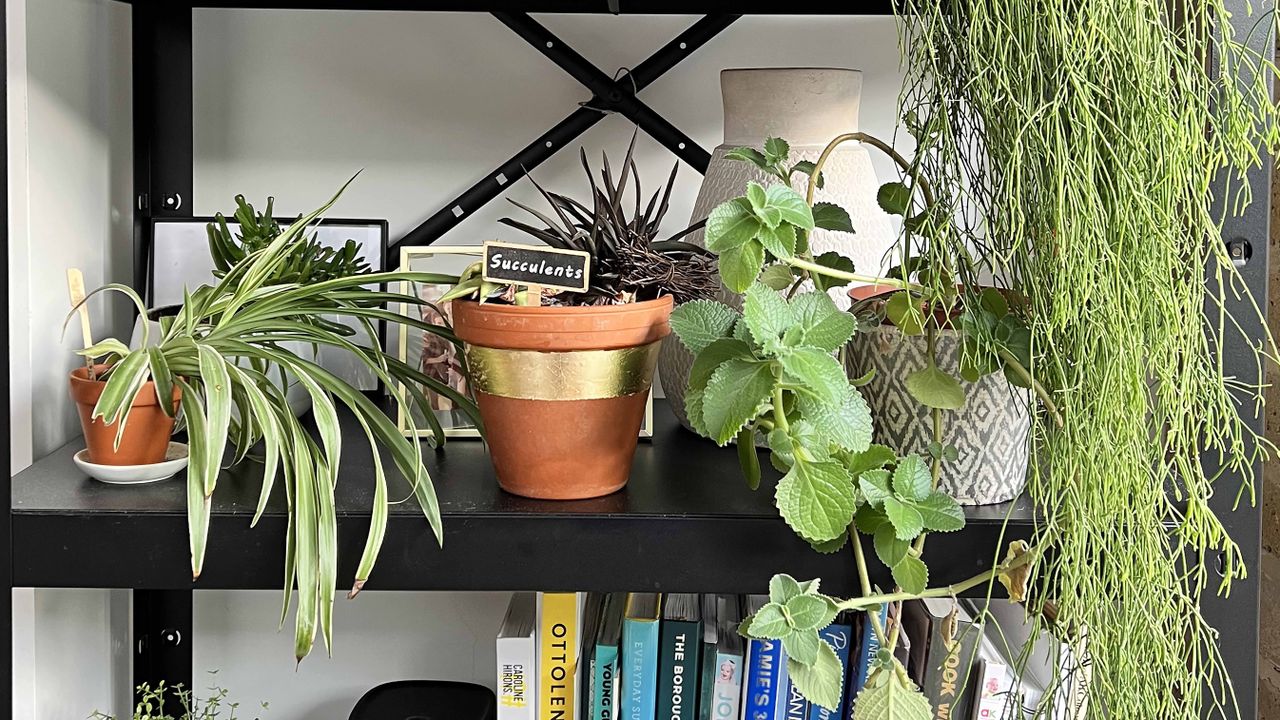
[673,136,1033,715]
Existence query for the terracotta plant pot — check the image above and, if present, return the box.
[451,297,673,500]
[69,365,182,466]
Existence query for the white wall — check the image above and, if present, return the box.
[11,5,905,719]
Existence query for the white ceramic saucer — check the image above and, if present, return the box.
[73,442,189,485]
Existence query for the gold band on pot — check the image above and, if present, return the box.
[463,341,662,401]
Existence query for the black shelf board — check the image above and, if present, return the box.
[11,401,1032,594]
[116,1,891,14]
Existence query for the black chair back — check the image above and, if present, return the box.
[348,680,496,720]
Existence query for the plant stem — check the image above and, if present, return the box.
[771,388,790,435]
[995,347,1063,427]
[784,257,920,292]
[806,132,936,209]
[835,544,1038,612]
[848,523,888,646]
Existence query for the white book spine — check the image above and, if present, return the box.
[971,660,1010,720]
[498,634,537,720]
[711,652,743,720]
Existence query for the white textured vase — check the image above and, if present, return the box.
[661,67,897,432]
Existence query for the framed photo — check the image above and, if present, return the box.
[148,217,389,392]
[395,246,654,440]
[396,247,484,439]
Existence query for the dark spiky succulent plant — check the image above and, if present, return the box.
[496,135,717,306]
[207,195,371,285]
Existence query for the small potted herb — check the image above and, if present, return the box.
[444,138,718,500]
[91,678,268,720]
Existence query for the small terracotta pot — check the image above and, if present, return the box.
[68,365,182,466]
[451,297,673,500]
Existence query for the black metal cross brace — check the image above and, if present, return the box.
[392,12,740,251]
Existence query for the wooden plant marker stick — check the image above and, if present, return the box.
[65,268,95,380]
[515,283,543,307]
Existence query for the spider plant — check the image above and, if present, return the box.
[491,133,717,305]
[67,177,482,662]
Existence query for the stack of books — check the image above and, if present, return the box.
[495,593,1084,720]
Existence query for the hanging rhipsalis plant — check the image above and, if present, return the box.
[890,1,1280,718]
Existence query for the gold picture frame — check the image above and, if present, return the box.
[395,246,654,440]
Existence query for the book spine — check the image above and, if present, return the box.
[806,624,852,720]
[971,661,1010,720]
[658,620,701,720]
[781,678,807,720]
[922,621,978,720]
[698,641,718,720]
[498,635,537,720]
[774,648,791,720]
[592,644,620,720]
[540,593,581,720]
[623,618,660,720]
[740,638,783,720]
[708,650,743,720]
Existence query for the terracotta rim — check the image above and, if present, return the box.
[69,365,179,407]
[451,296,673,352]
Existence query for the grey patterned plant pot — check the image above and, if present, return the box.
[846,325,1031,505]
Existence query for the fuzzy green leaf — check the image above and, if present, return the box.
[706,200,762,253]
[759,264,795,291]
[852,661,931,720]
[725,146,769,169]
[795,386,873,453]
[810,534,847,554]
[873,524,910,568]
[702,359,775,445]
[915,492,966,532]
[688,338,755,392]
[719,241,766,293]
[770,574,804,605]
[779,347,848,407]
[784,627,821,665]
[788,640,845,711]
[765,184,815,230]
[749,602,790,639]
[859,469,893,506]
[845,444,897,476]
[786,594,830,631]
[764,136,791,164]
[747,182,769,214]
[883,496,925,541]
[757,222,797,258]
[905,365,966,410]
[891,454,932,502]
[670,300,740,354]
[791,292,857,352]
[744,282,794,346]
[892,554,928,595]
[776,459,857,542]
[812,202,855,233]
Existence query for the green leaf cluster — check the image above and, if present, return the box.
[71,176,477,664]
[672,283,888,542]
[738,575,845,710]
[207,194,371,286]
[853,453,964,593]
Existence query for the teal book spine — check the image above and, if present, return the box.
[657,620,701,720]
[623,617,661,720]
[593,644,621,720]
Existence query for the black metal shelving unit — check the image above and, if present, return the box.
[2,2,1273,718]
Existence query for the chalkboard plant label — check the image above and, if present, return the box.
[482,241,590,294]
[439,137,720,500]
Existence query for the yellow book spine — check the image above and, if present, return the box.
[539,593,579,720]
